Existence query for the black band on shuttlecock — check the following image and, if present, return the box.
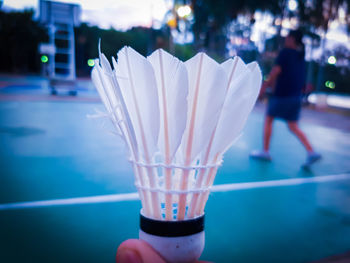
[140,214,205,237]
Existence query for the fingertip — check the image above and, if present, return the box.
[116,239,165,263]
[117,240,142,263]
[118,239,141,251]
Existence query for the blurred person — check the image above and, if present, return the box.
[250,30,321,168]
[116,239,211,263]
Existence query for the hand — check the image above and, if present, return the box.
[116,239,211,263]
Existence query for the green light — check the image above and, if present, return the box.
[325,81,335,89]
[87,59,95,67]
[328,56,336,65]
[41,55,48,63]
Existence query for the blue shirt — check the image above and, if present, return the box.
[273,48,306,97]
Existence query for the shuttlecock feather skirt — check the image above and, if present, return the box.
[91,46,262,221]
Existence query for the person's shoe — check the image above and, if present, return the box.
[249,150,272,161]
[302,152,322,168]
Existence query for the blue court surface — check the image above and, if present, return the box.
[0,78,350,263]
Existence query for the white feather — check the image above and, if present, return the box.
[93,56,118,112]
[180,52,228,164]
[187,57,249,218]
[96,45,120,113]
[91,65,111,112]
[92,59,127,140]
[92,50,139,161]
[147,49,188,162]
[147,49,188,220]
[192,62,262,217]
[115,47,160,162]
[198,57,249,163]
[221,56,247,90]
[209,61,262,161]
[176,53,228,220]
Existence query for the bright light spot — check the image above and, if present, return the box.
[308,94,317,104]
[328,56,336,65]
[171,29,194,44]
[167,17,177,28]
[290,17,298,28]
[329,20,339,29]
[308,94,350,109]
[250,33,259,42]
[339,8,346,21]
[177,5,191,18]
[274,18,281,26]
[327,95,350,109]
[282,19,292,29]
[267,27,277,35]
[326,31,348,43]
[87,59,95,67]
[256,22,269,32]
[281,28,288,37]
[288,0,298,11]
[254,12,262,20]
[325,81,335,89]
[41,55,48,63]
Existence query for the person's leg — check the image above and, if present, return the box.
[287,121,322,167]
[263,116,274,152]
[287,121,313,151]
[250,115,273,160]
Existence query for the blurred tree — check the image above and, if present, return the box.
[190,0,350,53]
[190,0,281,52]
[0,9,47,73]
[296,0,350,63]
[297,0,350,31]
[174,44,196,61]
[75,23,169,76]
[297,0,350,91]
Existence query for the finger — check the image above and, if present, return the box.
[116,239,165,263]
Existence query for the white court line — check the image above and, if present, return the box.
[0,173,349,211]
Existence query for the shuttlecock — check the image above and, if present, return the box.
[91,45,262,262]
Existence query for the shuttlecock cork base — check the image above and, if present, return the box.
[139,213,205,263]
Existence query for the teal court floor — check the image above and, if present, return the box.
[0,78,350,263]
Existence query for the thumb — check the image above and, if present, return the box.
[116,239,165,263]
